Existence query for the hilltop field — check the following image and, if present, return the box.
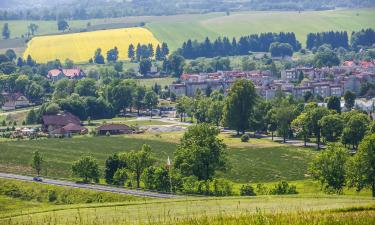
[0,8,375,60]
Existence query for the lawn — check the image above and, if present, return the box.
[0,134,315,183]
[1,195,374,225]
[137,77,177,88]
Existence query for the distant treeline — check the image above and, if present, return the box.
[0,0,373,20]
[177,28,375,59]
[178,32,301,59]
[306,29,375,50]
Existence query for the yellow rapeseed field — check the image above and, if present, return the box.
[23,27,161,63]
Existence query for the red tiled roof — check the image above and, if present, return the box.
[42,112,81,126]
[96,124,131,131]
[62,123,87,132]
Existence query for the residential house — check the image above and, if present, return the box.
[50,123,88,137]
[96,124,133,135]
[42,112,81,133]
[1,92,30,111]
[47,68,85,81]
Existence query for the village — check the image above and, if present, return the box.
[170,60,375,112]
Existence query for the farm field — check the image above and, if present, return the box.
[22,27,160,63]
[1,194,374,225]
[0,133,314,183]
[2,8,375,57]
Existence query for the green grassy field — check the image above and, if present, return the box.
[0,134,314,183]
[1,8,374,54]
[1,195,374,225]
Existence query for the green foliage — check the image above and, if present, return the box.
[93,48,105,64]
[270,181,298,195]
[342,113,370,149]
[347,134,375,197]
[327,96,341,113]
[269,42,293,57]
[319,114,344,142]
[71,156,100,183]
[174,123,227,181]
[104,153,125,184]
[310,143,348,194]
[240,134,249,142]
[119,144,154,188]
[106,47,119,63]
[313,48,340,68]
[31,151,43,176]
[240,184,256,196]
[74,78,97,97]
[113,168,129,186]
[212,178,233,196]
[223,79,257,134]
[0,179,141,204]
[344,91,356,110]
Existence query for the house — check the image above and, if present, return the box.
[42,112,81,133]
[47,68,85,81]
[96,124,133,135]
[1,93,30,111]
[50,123,88,137]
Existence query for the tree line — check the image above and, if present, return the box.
[177,32,301,59]
[306,28,375,50]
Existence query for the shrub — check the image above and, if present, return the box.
[240,184,256,196]
[182,176,198,194]
[48,190,57,202]
[241,134,250,142]
[256,184,269,195]
[212,178,233,196]
[270,181,298,195]
[106,131,111,136]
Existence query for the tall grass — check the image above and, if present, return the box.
[2,208,374,225]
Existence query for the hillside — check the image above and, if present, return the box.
[0,133,314,183]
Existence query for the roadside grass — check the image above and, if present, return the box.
[1,195,374,225]
[0,134,316,183]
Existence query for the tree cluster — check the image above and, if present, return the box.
[178,32,301,59]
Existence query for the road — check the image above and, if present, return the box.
[0,172,179,199]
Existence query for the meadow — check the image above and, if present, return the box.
[1,194,374,225]
[0,133,314,183]
[22,27,160,63]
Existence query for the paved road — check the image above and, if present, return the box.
[0,172,179,199]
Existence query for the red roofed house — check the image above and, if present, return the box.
[42,112,81,133]
[50,123,88,137]
[1,92,30,111]
[96,124,133,135]
[47,68,85,81]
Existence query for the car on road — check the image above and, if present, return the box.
[33,176,43,182]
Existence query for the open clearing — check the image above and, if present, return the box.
[1,195,374,225]
[22,27,160,63]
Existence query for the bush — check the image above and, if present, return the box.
[241,134,250,142]
[182,176,198,194]
[106,131,111,136]
[270,181,298,195]
[256,183,269,195]
[212,178,233,196]
[240,184,256,196]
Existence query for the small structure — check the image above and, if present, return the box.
[96,124,133,135]
[42,112,81,133]
[1,92,30,111]
[50,123,88,137]
[47,68,85,81]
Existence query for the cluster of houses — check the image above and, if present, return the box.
[170,60,375,102]
[41,112,133,137]
[1,68,85,111]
